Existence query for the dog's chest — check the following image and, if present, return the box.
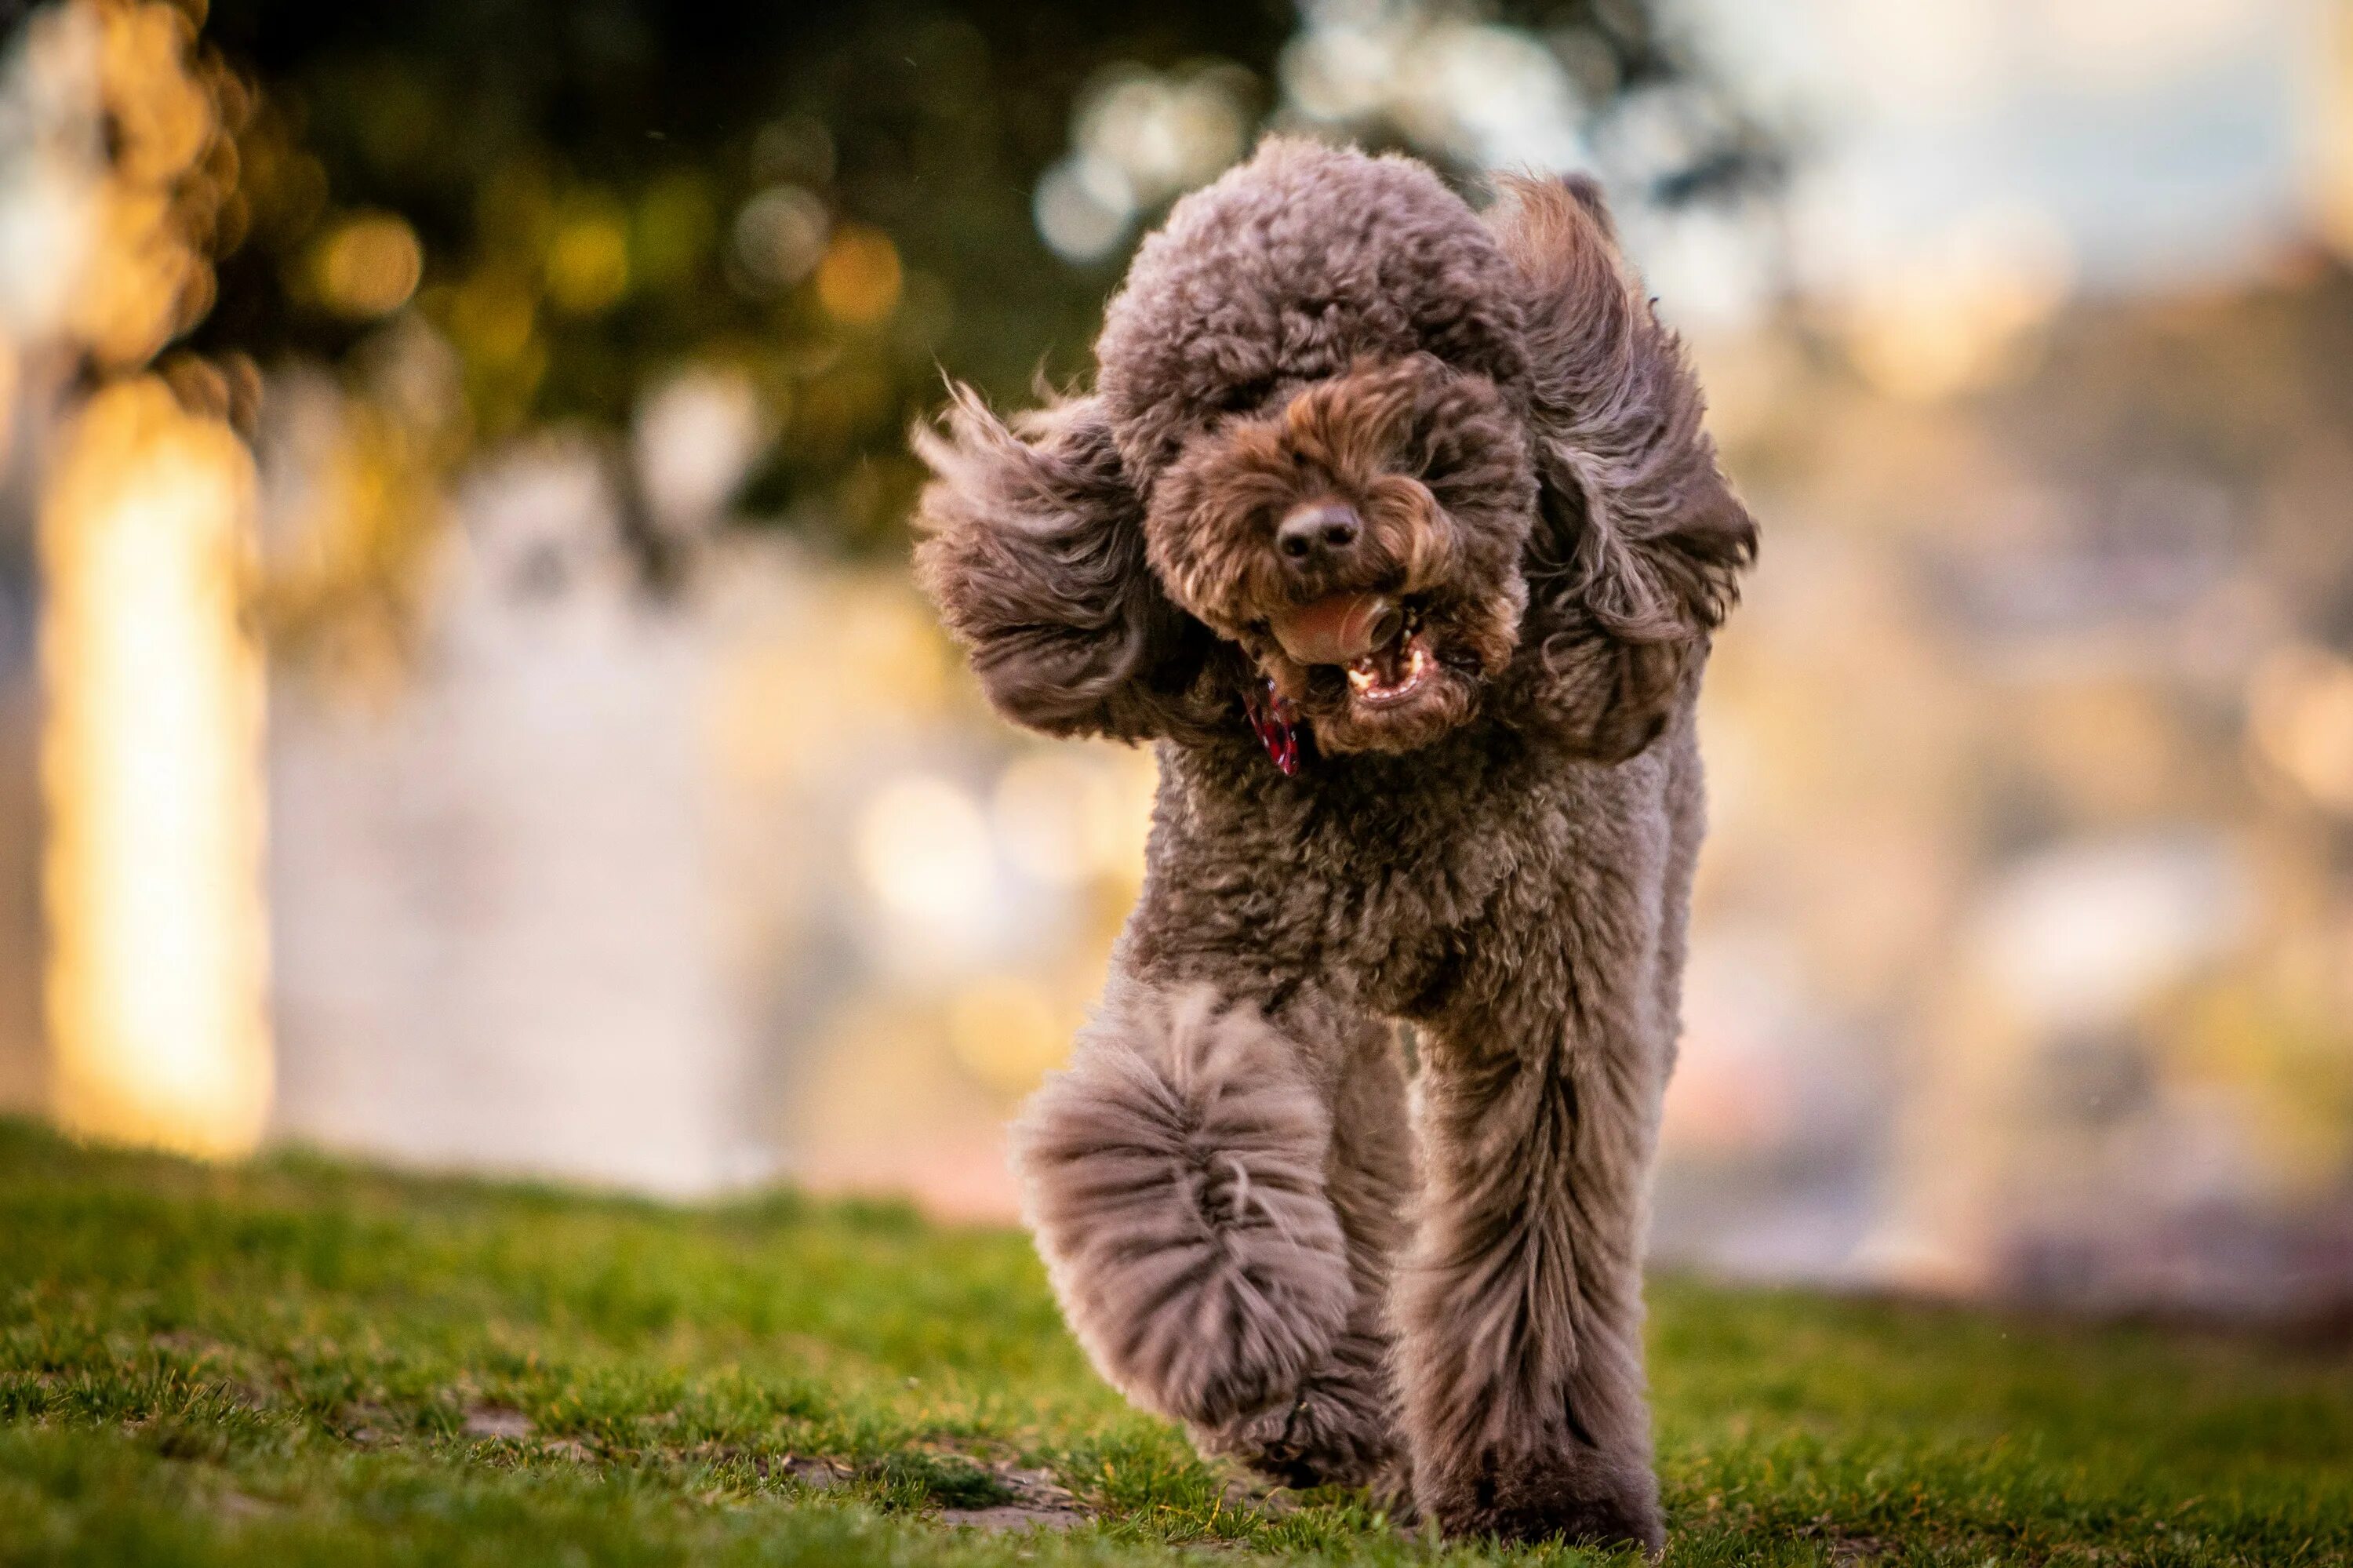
[1144,734,1589,1010]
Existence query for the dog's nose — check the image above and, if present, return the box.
[1276,501,1362,568]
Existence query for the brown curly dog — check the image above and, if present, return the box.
[911,136,1755,1552]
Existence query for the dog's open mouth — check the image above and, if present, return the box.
[1344,624,1432,704]
[1269,591,1435,707]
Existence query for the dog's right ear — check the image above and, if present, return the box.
[912,386,1214,742]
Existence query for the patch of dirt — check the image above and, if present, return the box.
[151,1330,240,1362]
[780,1455,849,1490]
[936,1465,1087,1533]
[936,1504,1082,1533]
[339,1402,398,1446]
[461,1406,533,1440]
[711,1447,1091,1530]
[1795,1515,1895,1564]
[1217,1475,1301,1519]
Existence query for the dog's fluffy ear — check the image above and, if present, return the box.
[1489,174,1756,761]
[912,386,1213,742]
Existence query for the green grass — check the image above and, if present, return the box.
[1,1116,2347,1566]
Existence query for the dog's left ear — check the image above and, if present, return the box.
[1487,174,1757,761]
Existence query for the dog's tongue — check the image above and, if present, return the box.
[1270,592,1402,667]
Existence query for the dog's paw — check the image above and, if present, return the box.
[1013,984,1353,1427]
[1196,1362,1398,1490]
[1418,1443,1664,1555]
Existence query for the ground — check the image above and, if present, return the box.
[1,1118,2348,1566]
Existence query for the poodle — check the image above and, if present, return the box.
[911,136,1755,1552]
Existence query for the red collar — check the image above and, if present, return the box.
[1243,678,1304,776]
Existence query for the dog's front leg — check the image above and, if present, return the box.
[1191,1010,1413,1490]
[1012,971,1360,1436]
[1398,989,1671,1552]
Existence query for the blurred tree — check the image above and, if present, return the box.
[187,0,1773,554]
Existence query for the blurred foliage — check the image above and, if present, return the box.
[182,0,1768,552]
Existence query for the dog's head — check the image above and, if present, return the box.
[1143,352,1535,753]
[915,139,1754,763]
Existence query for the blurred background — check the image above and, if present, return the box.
[1,0,2350,1322]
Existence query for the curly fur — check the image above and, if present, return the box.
[1013,980,1356,1427]
[911,389,1220,743]
[1094,137,1533,484]
[914,137,1755,1553]
[1493,172,1758,761]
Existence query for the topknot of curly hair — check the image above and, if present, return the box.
[1093,136,1533,486]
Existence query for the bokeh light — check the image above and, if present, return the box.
[314,212,424,318]
[855,773,996,929]
[814,224,901,326]
[947,973,1069,1094]
[731,184,828,292]
[2249,644,2353,814]
[1281,2,1587,170]
[1033,60,1254,264]
[544,200,630,315]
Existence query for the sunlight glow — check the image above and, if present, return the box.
[855,773,994,926]
[2249,642,2353,814]
[947,973,1068,1093]
[41,379,271,1157]
[2318,0,2353,260]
